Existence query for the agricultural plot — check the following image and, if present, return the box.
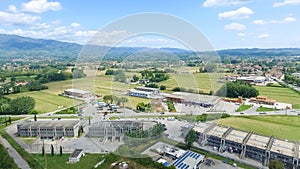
[158,73,223,94]
[255,86,300,109]
[7,91,75,113]
[216,115,300,141]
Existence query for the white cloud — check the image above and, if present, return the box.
[237,33,245,37]
[273,0,300,7]
[219,7,254,20]
[253,17,296,25]
[0,10,40,26]
[71,23,80,28]
[252,19,267,25]
[224,22,246,31]
[257,33,269,39]
[203,0,251,7]
[7,5,18,13]
[22,0,62,13]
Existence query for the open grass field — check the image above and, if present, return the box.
[255,86,300,109]
[7,91,75,113]
[158,73,223,94]
[216,115,300,141]
[236,104,252,112]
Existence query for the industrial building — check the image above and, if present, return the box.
[87,121,155,141]
[17,120,83,139]
[193,122,300,169]
[127,86,160,98]
[64,88,91,98]
[162,92,217,108]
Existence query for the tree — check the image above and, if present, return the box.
[8,116,11,124]
[0,76,6,83]
[184,129,196,149]
[51,144,54,156]
[103,95,113,104]
[216,81,259,98]
[114,70,126,82]
[34,114,37,121]
[160,85,166,90]
[269,159,284,169]
[42,145,45,156]
[59,146,63,156]
[119,97,128,108]
[8,96,35,115]
[132,74,139,82]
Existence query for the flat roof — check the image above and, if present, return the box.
[207,125,228,138]
[135,86,159,91]
[173,150,205,169]
[193,122,212,133]
[64,88,91,94]
[246,134,269,150]
[172,92,218,104]
[226,129,248,144]
[271,139,295,157]
[70,149,83,158]
[18,120,80,129]
[128,89,152,95]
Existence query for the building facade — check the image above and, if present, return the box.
[17,120,82,139]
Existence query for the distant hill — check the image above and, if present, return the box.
[0,34,300,63]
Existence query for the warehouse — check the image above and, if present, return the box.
[17,120,82,139]
[64,88,91,98]
[193,122,300,169]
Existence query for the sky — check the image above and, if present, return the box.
[0,0,300,50]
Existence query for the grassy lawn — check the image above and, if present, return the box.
[236,104,252,112]
[217,115,300,141]
[158,73,223,94]
[255,86,300,109]
[32,154,105,169]
[0,142,19,169]
[256,106,276,112]
[6,91,76,113]
[20,138,36,144]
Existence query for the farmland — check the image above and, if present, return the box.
[216,115,300,141]
[7,91,75,113]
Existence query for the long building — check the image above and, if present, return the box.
[87,120,156,141]
[194,122,300,169]
[17,120,83,139]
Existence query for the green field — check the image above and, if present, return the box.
[216,115,300,141]
[255,86,300,109]
[158,73,223,94]
[256,107,276,112]
[7,91,75,113]
[236,104,252,112]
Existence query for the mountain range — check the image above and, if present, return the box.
[0,34,300,62]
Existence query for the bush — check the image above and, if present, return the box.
[160,85,166,90]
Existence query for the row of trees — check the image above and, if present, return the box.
[284,74,300,87]
[0,96,35,115]
[216,80,259,98]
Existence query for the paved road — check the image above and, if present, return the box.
[0,134,31,169]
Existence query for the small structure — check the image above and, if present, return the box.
[64,88,91,98]
[223,96,243,103]
[69,149,85,163]
[157,158,169,167]
[172,150,205,169]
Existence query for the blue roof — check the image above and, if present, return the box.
[172,150,204,169]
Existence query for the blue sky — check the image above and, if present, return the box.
[0,0,300,50]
